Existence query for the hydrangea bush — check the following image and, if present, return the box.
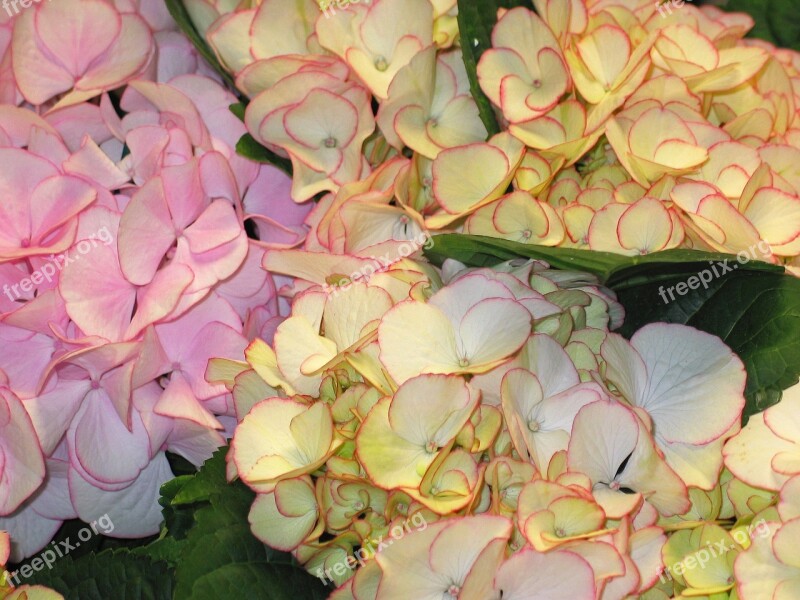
[0,0,799,599]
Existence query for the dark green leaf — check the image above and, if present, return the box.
[168,449,328,600]
[424,234,782,284]
[167,451,201,477]
[236,133,293,176]
[766,0,800,49]
[456,0,502,137]
[158,474,198,542]
[163,0,238,89]
[130,536,185,566]
[229,102,246,122]
[19,549,173,600]
[724,0,800,49]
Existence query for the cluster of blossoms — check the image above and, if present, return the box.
[216,254,759,598]
[199,0,800,274]
[0,0,798,597]
[185,0,800,597]
[0,0,309,564]
[722,382,800,599]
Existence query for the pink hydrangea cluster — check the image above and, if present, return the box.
[0,0,310,562]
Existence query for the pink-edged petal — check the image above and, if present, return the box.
[604,324,746,446]
[0,388,46,515]
[0,502,62,563]
[68,390,150,485]
[494,547,596,599]
[118,178,176,286]
[68,453,172,538]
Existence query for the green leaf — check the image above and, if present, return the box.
[158,475,198,542]
[19,549,173,600]
[456,0,501,137]
[163,0,237,89]
[765,0,800,49]
[455,0,535,137]
[169,449,328,600]
[229,103,294,175]
[425,234,800,419]
[130,536,185,566]
[425,233,628,276]
[724,0,800,50]
[236,133,293,176]
[229,102,246,122]
[424,233,782,284]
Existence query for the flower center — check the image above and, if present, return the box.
[374,56,389,71]
[532,79,542,88]
[324,137,338,149]
[446,584,461,598]
[458,357,470,368]
[527,419,540,432]
[425,440,438,454]
[521,229,532,240]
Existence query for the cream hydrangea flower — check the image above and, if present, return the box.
[377,46,486,159]
[245,68,374,200]
[231,397,342,492]
[374,515,512,599]
[378,271,534,384]
[315,0,433,99]
[464,190,565,246]
[356,374,478,495]
[477,7,570,124]
[426,132,525,228]
[501,367,604,472]
[724,382,800,492]
[735,518,800,599]
[248,476,322,551]
[516,477,607,551]
[567,399,689,518]
[602,324,746,490]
